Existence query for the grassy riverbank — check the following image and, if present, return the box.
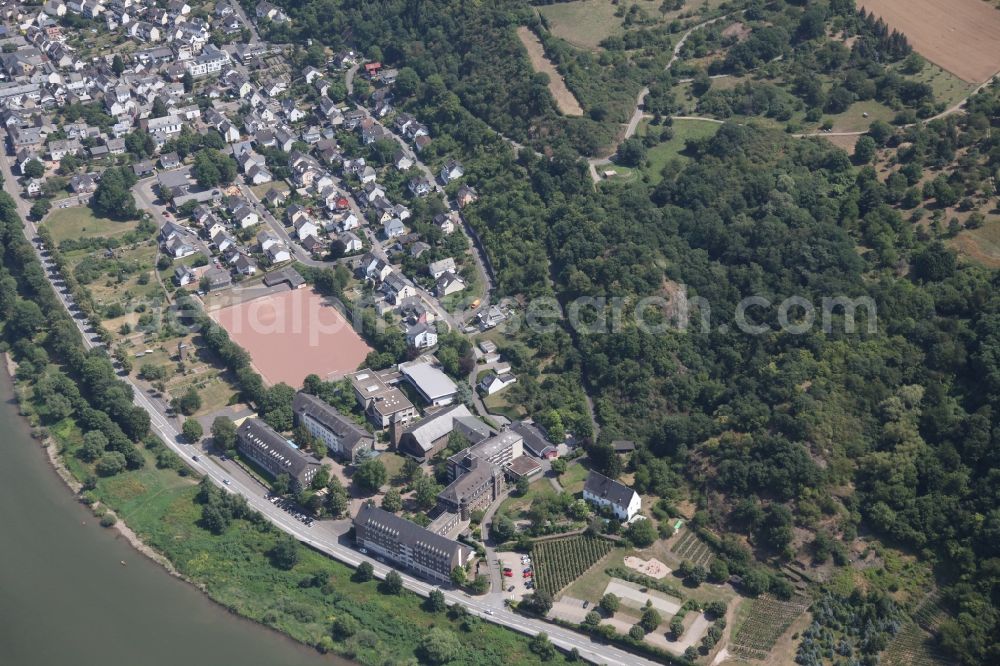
[20,376,573,666]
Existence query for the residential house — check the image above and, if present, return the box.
[435,272,465,298]
[408,177,431,197]
[383,217,405,239]
[583,471,642,521]
[406,323,437,350]
[427,257,456,280]
[440,159,464,184]
[433,212,458,235]
[479,371,516,396]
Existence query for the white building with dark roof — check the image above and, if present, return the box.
[583,470,641,521]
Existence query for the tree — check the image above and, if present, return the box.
[670,615,685,638]
[469,575,490,594]
[23,159,44,179]
[382,487,402,512]
[450,565,467,587]
[418,627,461,665]
[854,135,877,164]
[491,515,516,543]
[629,624,645,641]
[326,477,348,517]
[515,476,530,496]
[58,154,79,176]
[522,590,553,616]
[272,473,291,496]
[413,474,439,510]
[354,458,387,494]
[625,518,657,547]
[182,70,194,93]
[182,418,203,442]
[354,561,374,582]
[151,96,168,118]
[91,167,138,220]
[584,611,602,627]
[617,138,647,167]
[177,387,202,415]
[112,54,125,75]
[394,67,420,97]
[426,588,446,613]
[29,199,50,221]
[550,458,567,475]
[79,430,109,462]
[380,569,403,594]
[640,606,662,631]
[529,632,556,660]
[599,593,620,614]
[269,536,299,570]
[211,417,237,450]
[331,613,359,640]
[709,558,730,583]
[95,451,127,476]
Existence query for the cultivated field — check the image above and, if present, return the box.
[517,26,585,116]
[729,595,810,661]
[208,287,372,387]
[670,528,715,567]
[860,0,1000,83]
[531,535,614,596]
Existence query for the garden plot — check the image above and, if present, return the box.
[670,528,715,566]
[729,594,810,661]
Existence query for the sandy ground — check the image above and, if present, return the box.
[604,579,682,615]
[209,287,372,388]
[517,26,585,116]
[624,555,670,579]
[860,0,1000,83]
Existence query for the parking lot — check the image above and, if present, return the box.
[267,493,315,527]
[498,551,534,602]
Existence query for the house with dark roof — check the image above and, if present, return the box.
[353,504,471,583]
[292,392,373,462]
[236,418,322,492]
[583,470,641,521]
[509,421,558,458]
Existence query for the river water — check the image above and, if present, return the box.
[0,369,345,666]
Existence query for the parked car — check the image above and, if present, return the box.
[503,571,513,577]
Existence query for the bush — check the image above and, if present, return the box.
[99,513,118,527]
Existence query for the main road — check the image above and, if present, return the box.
[0,152,658,666]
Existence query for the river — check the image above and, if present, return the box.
[0,369,346,666]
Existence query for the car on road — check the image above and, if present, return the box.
[223,479,231,485]
[507,585,515,592]
[582,601,589,609]
[192,455,199,461]
[485,610,494,615]
[359,548,367,554]
[220,454,227,461]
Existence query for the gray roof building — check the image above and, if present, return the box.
[397,403,477,461]
[353,504,470,584]
[292,392,373,462]
[236,418,321,492]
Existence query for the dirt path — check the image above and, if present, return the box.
[517,26,584,116]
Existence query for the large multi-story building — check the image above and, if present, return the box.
[396,403,492,461]
[353,504,471,584]
[236,418,322,492]
[292,392,374,462]
[349,368,417,429]
[437,430,524,520]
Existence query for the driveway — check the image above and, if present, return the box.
[604,579,682,615]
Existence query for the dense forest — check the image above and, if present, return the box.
[266,1,999,663]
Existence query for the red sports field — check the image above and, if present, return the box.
[209,288,372,387]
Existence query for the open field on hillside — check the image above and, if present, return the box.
[538,0,725,50]
[45,206,138,243]
[860,0,1000,83]
[517,26,585,116]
